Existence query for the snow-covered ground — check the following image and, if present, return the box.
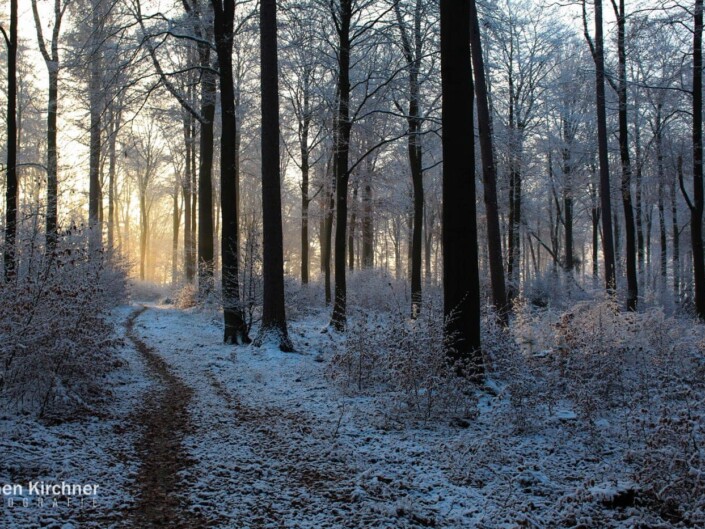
[1,302,701,527]
[0,306,150,528]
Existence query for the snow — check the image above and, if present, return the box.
[0,306,151,528]
[2,302,702,527]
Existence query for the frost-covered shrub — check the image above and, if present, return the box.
[482,306,550,432]
[634,403,705,525]
[346,269,409,312]
[175,282,198,309]
[284,276,324,319]
[0,227,127,418]
[487,297,705,523]
[328,306,477,421]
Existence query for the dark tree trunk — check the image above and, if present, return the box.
[424,208,433,282]
[300,75,312,285]
[32,0,63,251]
[673,156,682,297]
[257,0,292,351]
[323,154,335,304]
[685,1,705,313]
[470,0,508,323]
[656,111,667,280]
[3,0,18,279]
[183,112,196,282]
[614,0,638,310]
[172,183,181,285]
[348,184,357,272]
[330,0,353,331]
[395,0,424,317]
[198,17,216,298]
[592,0,617,292]
[563,117,575,274]
[107,107,120,251]
[361,167,374,268]
[88,0,103,253]
[212,0,250,344]
[635,96,645,277]
[46,68,58,250]
[692,0,705,319]
[440,0,482,377]
[139,193,147,280]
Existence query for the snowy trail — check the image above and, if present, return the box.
[130,306,372,527]
[124,307,213,528]
[128,305,454,528]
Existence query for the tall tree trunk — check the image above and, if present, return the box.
[361,164,374,268]
[615,0,638,310]
[330,0,352,331]
[395,0,425,317]
[673,156,682,298]
[183,112,195,282]
[470,0,508,323]
[691,0,705,319]
[323,154,335,304]
[348,184,357,272]
[32,0,65,252]
[592,0,617,292]
[257,0,292,350]
[635,91,645,277]
[440,0,482,377]
[198,18,216,298]
[563,117,574,274]
[212,0,250,343]
[300,76,312,285]
[139,192,147,280]
[172,183,181,285]
[3,0,18,279]
[656,111,667,281]
[106,107,120,251]
[46,68,58,250]
[424,208,433,282]
[88,0,103,253]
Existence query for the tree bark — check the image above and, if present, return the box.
[330,0,353,331]
[88,0,103,253]
[692,0,705,319]
[614,0,638,310]
[673,156,681,297]
[395,0,425,317]
[440,0,482,377]
[3,0,18,279]
[300,72,312,284]
[470,0,508,323]
[32,0,64,252]
[212,0,250,343]
[183,111,196,282]
[197,34,216,297]
[361,163,374,268]
[257,0,292,351]
[592,0,617,292]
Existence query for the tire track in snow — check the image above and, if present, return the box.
[124,306,214,528]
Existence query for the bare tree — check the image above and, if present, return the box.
[2,0,18,279]
[257,0,293,351]
[440,0,482,376]
[32,0,68,251]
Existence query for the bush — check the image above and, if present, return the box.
[0,227,127,418]
[327,305,478,422]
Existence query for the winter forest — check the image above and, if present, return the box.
[2,0,705,526]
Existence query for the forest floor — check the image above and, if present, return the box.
[1,302,697,528]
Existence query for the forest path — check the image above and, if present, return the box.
[124,306,213,528]
[125,305,424,528]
